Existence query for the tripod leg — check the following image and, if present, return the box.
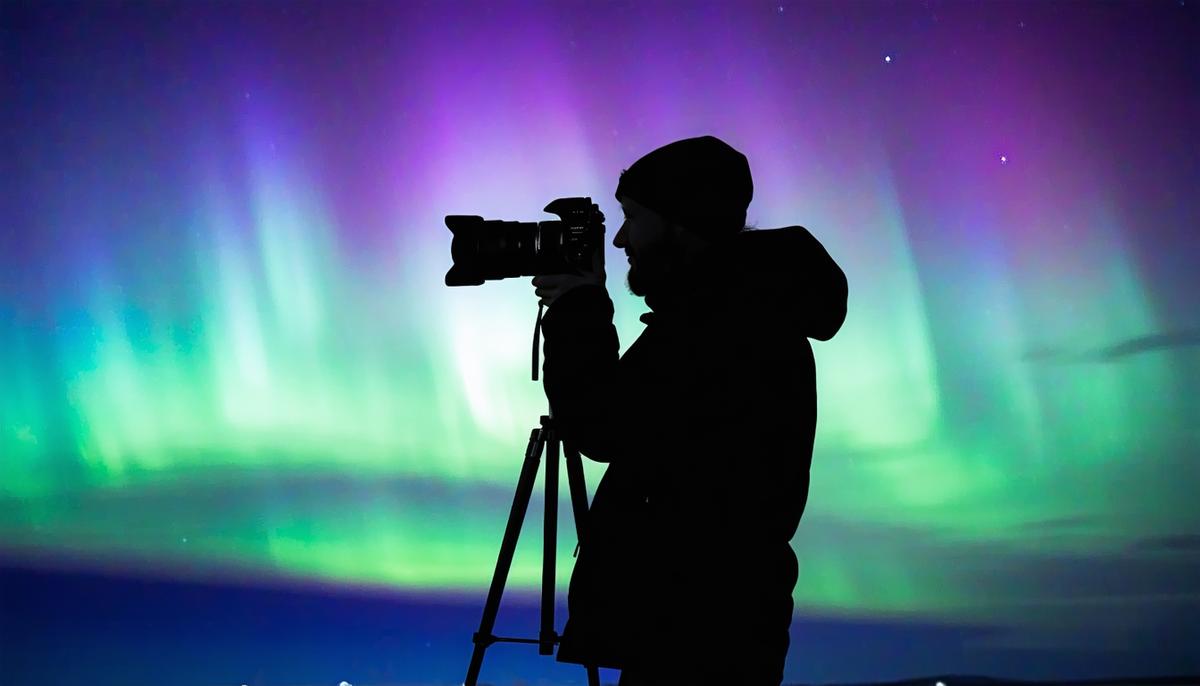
[563,444,591,553]
[564,443,602,685]
[464,425,548,686]
[540,424,559,655]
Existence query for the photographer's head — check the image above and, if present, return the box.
[614,194,708,297]
[613,135,753,298]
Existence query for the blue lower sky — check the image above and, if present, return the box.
[2,564,1193,686]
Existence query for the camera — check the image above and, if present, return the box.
[444,196,606,287]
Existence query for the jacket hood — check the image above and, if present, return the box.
[640,225,847,342]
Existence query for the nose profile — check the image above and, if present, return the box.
[613,223,627,249]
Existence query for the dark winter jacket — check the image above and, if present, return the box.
[538,225,847,679]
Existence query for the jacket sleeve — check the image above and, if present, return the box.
[538,284,649,463]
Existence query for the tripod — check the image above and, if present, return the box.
[464,411,601,686]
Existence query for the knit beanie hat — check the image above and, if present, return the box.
[615,135,753,240]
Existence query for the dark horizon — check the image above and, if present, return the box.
[3,562,1196,686]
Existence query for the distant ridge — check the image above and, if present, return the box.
[800,676,1200,686]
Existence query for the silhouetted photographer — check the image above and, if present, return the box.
[533,135,848,685]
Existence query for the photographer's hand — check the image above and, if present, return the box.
[531,248,606,308]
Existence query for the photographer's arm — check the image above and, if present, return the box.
[538,284,638,462]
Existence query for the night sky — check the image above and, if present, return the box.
[2,1,1198,685]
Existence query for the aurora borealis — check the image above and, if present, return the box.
[2,1,1198,684]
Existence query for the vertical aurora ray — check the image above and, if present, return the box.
[2,0,1197,676]
[0,312,54,497]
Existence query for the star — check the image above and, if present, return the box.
[1000,155,1008,164]
[884,55,892,63]
[778,5,784,12]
